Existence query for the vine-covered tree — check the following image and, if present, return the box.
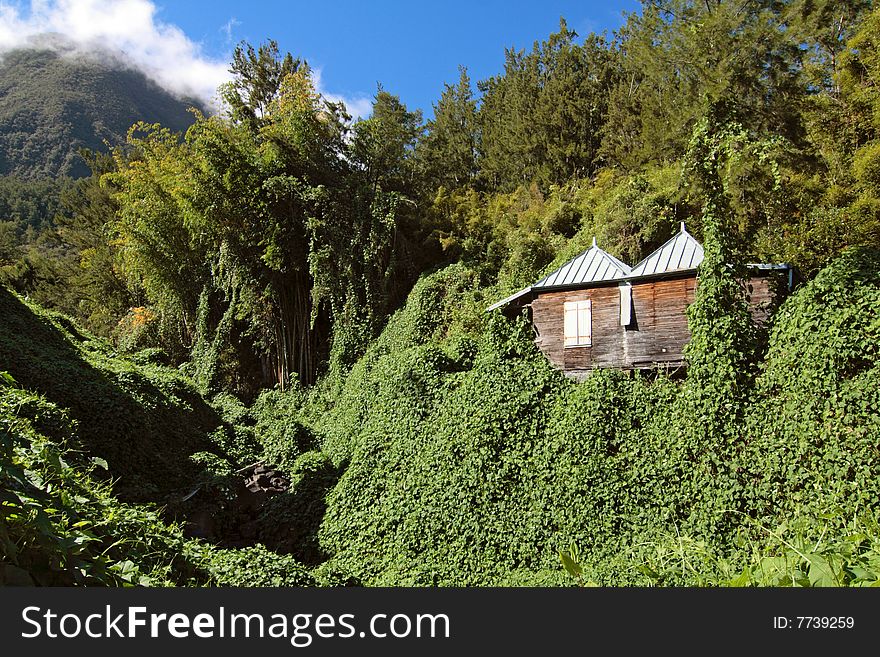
[107,43,434,391]
[681,109,776,451]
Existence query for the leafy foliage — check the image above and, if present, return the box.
[251,243,880,586]
[200,545,317,587]
[745,247,880,519]
[0,286,257,503]
[562,511,880,587]
[0,309,316,588]
[1,385,203,586]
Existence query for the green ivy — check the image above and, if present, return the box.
[253,246,880,585]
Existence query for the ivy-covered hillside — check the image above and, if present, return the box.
[3,246,880,586]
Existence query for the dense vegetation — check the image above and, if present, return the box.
[0,287,319,585]
[2,1,879,587]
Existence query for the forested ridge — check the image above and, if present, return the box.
[2,0,880,587]
[0,45,199,179]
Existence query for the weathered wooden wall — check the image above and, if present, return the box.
[745,272,785,327]
[529,271,783,373]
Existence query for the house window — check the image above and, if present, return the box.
[563,300,591,347]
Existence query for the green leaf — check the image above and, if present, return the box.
[558,549,582,578]
[727,568,751,588]
[90,457,109,470]
[636,564,661,581]
[807,554,840,587]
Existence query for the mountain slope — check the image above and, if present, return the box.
[0,46,202,178]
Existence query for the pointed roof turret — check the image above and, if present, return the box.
[532,238,631,289]
[486,238,630,312]
[629,223,703,276]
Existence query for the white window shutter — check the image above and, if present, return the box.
[619,282,632,326]
[564,300,591,346]
[578,300,591,344]
[563,301,578,346]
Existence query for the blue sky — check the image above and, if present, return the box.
[0,0,641,118]
[160,0,640,117]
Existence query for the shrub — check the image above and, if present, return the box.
[199,545,317,587]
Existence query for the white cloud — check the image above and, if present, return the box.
[312,67,373,121]
[0,0,372,118]
[220,16,239,45]
[0,0,230,105]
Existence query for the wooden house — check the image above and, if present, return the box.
[488,224,793,379]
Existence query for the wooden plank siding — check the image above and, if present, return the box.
[530,271,783,374]
[745,273,785,327]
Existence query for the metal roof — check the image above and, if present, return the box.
[629,223,703,276]
[486,286,534,312]
[485,225,797,312]
[486,228,709,312]
[532,238,632,288]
